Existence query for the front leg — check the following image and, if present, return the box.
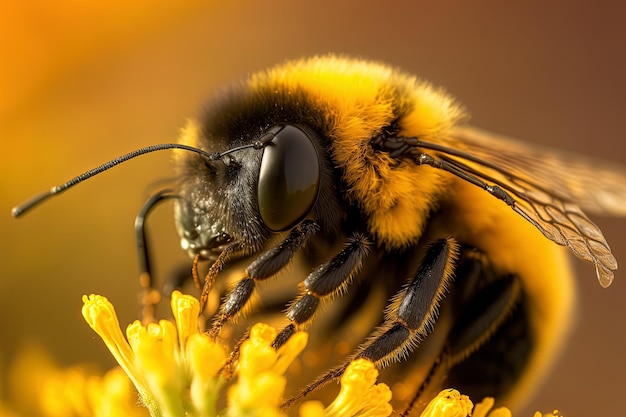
[272,233,371,349]
[209,220,319,338]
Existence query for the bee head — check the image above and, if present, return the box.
[174,122,325,261]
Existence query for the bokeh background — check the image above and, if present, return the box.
[1,1,625,415]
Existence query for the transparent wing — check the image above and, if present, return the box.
[376,126,626,287]
[450,126,626,216]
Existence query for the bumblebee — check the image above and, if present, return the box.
[13,55,626,414]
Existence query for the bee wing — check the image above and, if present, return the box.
[392,126,626,288]
[450,126,626,216]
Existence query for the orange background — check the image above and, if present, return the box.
[1,1,625,416]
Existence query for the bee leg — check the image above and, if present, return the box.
[161,263,199,297]
[221,328,250,380]
[134,189,178,325]
[355,238,457,365]
[400,248,522,415]
[442,254,525,402]
[447,255,522,366]
[199,242,241,313]
[209,220,319,338]
[271,233,371,349]
[282,238,458,408]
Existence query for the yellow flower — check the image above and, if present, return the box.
[81,291,562,417]
[418,389,473,417]
[323,359,393,417]
[81,291,394,417]
[82,291,227,417]
[1,291,562,417]
[2,344,147,417]
[419,390,562,417]
[226,323,307,417]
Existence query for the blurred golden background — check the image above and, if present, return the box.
[1,1,625,415]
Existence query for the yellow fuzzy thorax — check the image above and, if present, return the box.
[248,55,467,248]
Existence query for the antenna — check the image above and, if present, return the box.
[11,128,278,218]
[11,143,218,218]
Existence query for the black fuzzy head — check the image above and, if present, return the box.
[173,80,344,260]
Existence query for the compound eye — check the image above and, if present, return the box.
[258,125,320,232]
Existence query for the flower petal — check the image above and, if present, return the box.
[419,389,473,417]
